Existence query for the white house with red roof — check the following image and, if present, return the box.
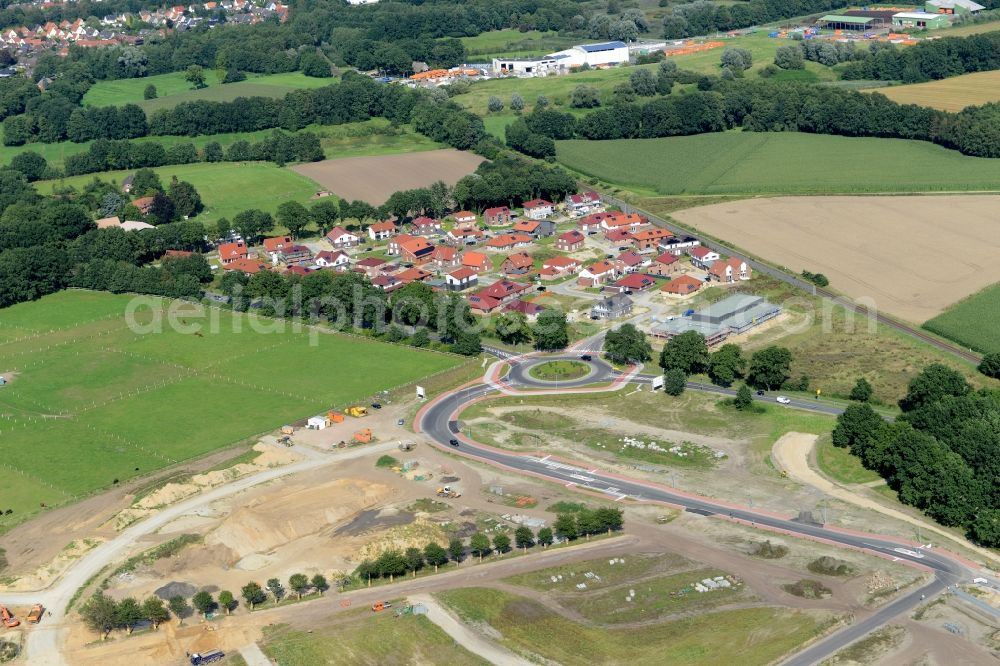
[368,221,396,241]
[565,191,601,216]
[411,216,442,235]
[460,251,491,273]
[484,206,512,226]
[485,233,534,252]
[578,260,621,288]
[217,241,248,265]
[538,256,582,280]
[451,211,477,226]
[688,246,720,269]
[446,267,479,291]
[262,235,292,261]
[610,273,658,293]
[326,227,361,249]
[556,230,585,252]
[522,199,553,220]
[707,258,751,283]
[447,227,484,245]
[315,250,349,270]
[430,245,459,271]
[354,256,389,277]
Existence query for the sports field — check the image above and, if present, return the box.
[673,195,1000,323]
[873,70,1000,111]
[290,149,485,205]
[83,71,335,111]
[923,283,1000,354]
[0,291,462,522]
[36,162,322,223]
[556,133,1000,195]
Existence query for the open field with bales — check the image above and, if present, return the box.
[437,587,830,666]
[36,162,322,223]
[0,291,461,523]
[290,149,485,205]
[556,133,1000,195]
[923,283,1000,354]
[673,195,1000,323]
[873,70,1000,111]
[83,71,335,111]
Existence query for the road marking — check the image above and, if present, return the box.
[565,482,576,488]
[540,455,551,462]
[615,494,627,502]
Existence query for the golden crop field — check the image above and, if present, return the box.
[873,70,1000,111]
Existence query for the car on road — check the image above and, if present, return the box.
[756,390,765,396]
[776,396,791,404]
[448,438,460,447]
[397,418,404,426]
[371,403,382,409]
[581,354,592,361]
[536,286,546,292]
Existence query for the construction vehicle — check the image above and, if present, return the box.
[345,406,368,418]
[189,650,226,665]
[277,435,292,446]
[371,601,391,612]
[329,411,345,424]
[353,428,372,444]
[398,441,415,452]
[1,606,19,628]
[436,485,461,499]
[26,604,43,623]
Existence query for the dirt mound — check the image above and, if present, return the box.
[356,520,450,561]
[208,478,393,559]
[154,581,197,600]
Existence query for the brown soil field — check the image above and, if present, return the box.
[872,70,1000,112]
[290,149,485,205]
[673,195,1000,323]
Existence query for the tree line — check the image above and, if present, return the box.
[832,364,1000,546]
[355,508,624,580]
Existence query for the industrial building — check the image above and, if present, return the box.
[651,294,781,345]
[492,41,630,76]
[892,11,951,28]
[925,0,984,14]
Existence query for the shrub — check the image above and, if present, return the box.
[807,556,856,577]
[749,540,788,559]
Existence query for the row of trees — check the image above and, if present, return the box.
[355,508,624,580]
[832,364,1000,546]
[660,0,878,39]
[494,309,570,351]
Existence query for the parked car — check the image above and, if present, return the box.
[397,418,404,426]
[776,396,791,404]
[536,286,546,292]
[371,403,382,409]
[756,390,765,396]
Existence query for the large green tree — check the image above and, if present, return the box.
[659,330,708,375]
[898,363,970,412]
[604,324,652,364]
[532,309,569,351]
[708,343,745,387]
[746,346,793,390]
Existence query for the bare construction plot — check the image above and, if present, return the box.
[290,149,485,205]
[673,195,1000,323]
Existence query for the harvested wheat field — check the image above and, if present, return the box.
[873,71,1000,112]
[673,195,1000,323]
[290,149,485,205]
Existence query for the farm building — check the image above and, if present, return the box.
[590,294,634,319]
[549,41,630,68]
[651,294,780,344]
[925,0,983,14]
[816,14,879,30]
[492,54,563,76]
[892,11,950,28]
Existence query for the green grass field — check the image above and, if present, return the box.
[438,587,829,666]
[83,71,335,111]
[262,612,488,666]
[557,132,1000,195]
[0,291,462,524]
[815,438,881,485]
[922,282,1000,354]
[36,162,322,223]
[460,28,574,57]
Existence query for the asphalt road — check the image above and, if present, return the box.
[418,351,976,665]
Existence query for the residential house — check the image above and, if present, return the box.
[484,206,513,226]
[538,256,582,281]
[513,219,555,237]
[368,220,396,241]
[631,228,673,252]
[556,230,585,252]
[445,267,479,291]
[284,265,312,277]
[578,260,620,288]
[590,294,634,320]
[411,216,442,235]
[485,233,533,252]
[605,229,634,245]
[371,274,404,293]
[393,235,434,264]
[504,299,544,319]
[467,293,503,314]
[461,251,491,273]
[218,241,248,265]
[396,267,432,284]
[502,252,534,276]
[577,212,610,234]
[315,250,349,270]
[707,258,752,283]
[661,274,703,296]
[647,252,680,276]
[468,279,531,313]
[522,198,554,220]
[565,191,601,216]
[659,235,701,256]
[326,226,361,249]
[451,210,477,226]
[355,256,389,277]
[277,244,312,266]
[430,245,459,271]
[688,246,720,269]
[132,196,156,215]
[224,258,267,274]
[447,227,484,245]
[600,212,645,234]
[610,273,658,293]
[263,235,293,262]
[616,251,648,273]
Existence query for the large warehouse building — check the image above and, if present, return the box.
[493,41,629,76]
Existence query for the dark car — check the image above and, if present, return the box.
[618,246,629,251]
[605,254,614,259]
[756,390,765,396]
[371,403,382,409]
[536,286,546,292]
[448,438,460,447]
[581,354,592,361]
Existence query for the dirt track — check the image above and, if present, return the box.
[290,150,485,205]
[673,196,1000,323]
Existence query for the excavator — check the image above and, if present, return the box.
[1,605,19,628]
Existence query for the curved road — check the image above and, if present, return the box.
[417,351,980,665]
